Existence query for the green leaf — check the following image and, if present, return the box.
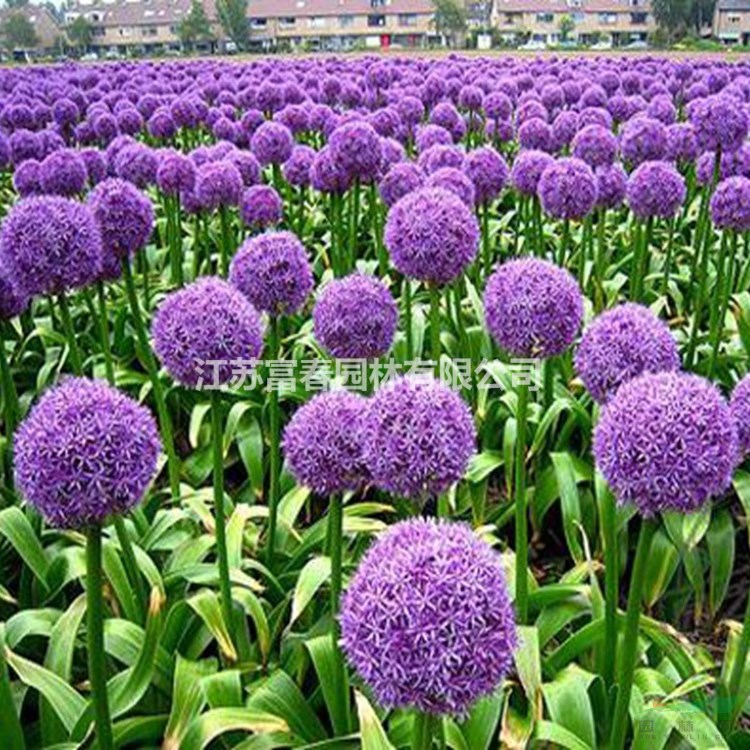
[306,635,351,740]
[460,692,504,750]
[534,720,592,750]
[550,452,584,563]
[637,699,727,749]
[707,508,735,618]
[354,691,395,750]
[541,667,596,748]
[642,529,679,609]
[0,627,25,750]
[164,656,216,749]
[514,626,542,712]
[187,589,237,662]
[233,587,271,666]
[290,556,331,627]
[0,507,49,588]
[176,708,288,750]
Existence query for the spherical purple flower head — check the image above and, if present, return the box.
[379,137,405,174]
[710,176,750,232]
[620,117,667,166]
[429,102,465,142]
[38,149,87,197]
[230,230,312,316]
[426,167,475,208]
[328,120,382,183]
[538,157,597,221]
[250,121,294,167]
[194,160,243,211]
[156,150,196,195]
[310,146,352,195]
[341,517,516,716]
[13,159,41,197]
[483,91,513,122]
[80,148,107,187]
[626,161,686,220]
[87,178,154,280]
[417,144,465,176]
[363,376,476,499]
[511,150,554,197]
[0,196,102,298]
[463,146,509,205]
[114,143,157,189]
[595,164,627,210]
[689,94,749,153]
[239,185,283,230]
[518,118,552,152]
[572,125,618,169]
[485,258,583,359]
[14,377,160,529]
[9,129,41,166]
[575,303,680,405]
[153,277,264,389]
[550,111,579,152]
[148,109,177,140]
[283,390,369,496]
[0,273,29,320]
[384,187,479,286]
[282,145,316,187]
[378,162,424,208]
[730,375,750,457]
[415,124,453,153]
[594,371,737,516]
[52,98,79,129]
[665,123,698,165]
[313,273,398,360]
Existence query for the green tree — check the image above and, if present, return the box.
[216,0,247,50]
[178,0,214,51]
[432,0,467,48]
[558,13,575,42]
[651,0,693,40]
[2,13,37,51]
[67,15,92,52]
[4,0,29,9]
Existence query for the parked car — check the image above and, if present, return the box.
[625,39,649,50]
[518,39,547,51]
[591,39,613,50]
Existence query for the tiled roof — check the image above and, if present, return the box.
[246,0,434,18]
[716,0,750,11]
[495,0,651,12]
[70,0,219,28]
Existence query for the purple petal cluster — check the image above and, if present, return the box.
[730,375,750,457]
[14,377,161,528]
[594,372,737,516]
[626,161,686,219]
[485,258,583,359]
[239,185,283,229]
[575,303,680,404]
[153,277,264,389]
[538,157,597,220]
[38,149,87,197]
[378,162,424,208]
[620,117,667,166]
[156,150,196,195]
[510,150,554,196]
[328,120,383,182]
[195,160,243,211]
[313,273,398,359]
[251,121,294,166]
[710,176,750,232]
[426,167,476,208]
[463,146,509,204]
[341,518,517,716]
[0,273,29,320]
[689,94,749,152]
[572,125,618,168]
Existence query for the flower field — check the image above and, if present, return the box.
[2,53,750,749]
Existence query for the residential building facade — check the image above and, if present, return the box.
[713,0,750,45]
[0,5,63,55]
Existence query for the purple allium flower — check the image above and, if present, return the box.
[87,178,154,279]
[152,277,264,389]
[626,161,686,220]
[328,120,383,182]
[283,390,369,495]
[38,149,87,197]
[341,517,517,716]
[518,118,553,152]
[485,258,583,359]
[575,303,680,404]
[510,150,554,196]
[415,124,453,152]
[10,129,40,165]
[689,94,749,152]
[310,146,352,194]
[282,145,316,187]
[147,109,177,140]
[537,157,597,221]
[52,98,79,128]
[550,110,579,151]
[379,137,405,173]
[427,166,476,208]
[230,230,312,316]
[595,164,628,209]
[463,146,509,204]
[313,273,398,359]
[0,196,102,297]
[572,125,618,168]
[384,187,479,286]
[730,375,750,457]
[250,121,294,166]
[195,161,243,211]
[239,185,283,229]
[0,273,29,320]
[13,159,41,197]
[379,162,424,208]
[156,150,196,195]
[14,377,161,528]
[620,117,667,166]
[114,143,157,189]
[363,376,476,499]
[665,123,699,164]
[80,148,107,187]
[417,144,465,176]
[710,176,750,232]
[226,149,262,187]
[484,91,513,121]
[696,146,750,185]
[594,371,737,516]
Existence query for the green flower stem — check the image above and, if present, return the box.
[0,327,19,500]
[685,217,716,370]
[168,195,183,287]
[514,379,530,625]
[660,217,676,300]
[57,290,84,375]
[121,259,181,502]
[429,283,441,375]
[348,179,361,273]
[412,712,437,750]
[600,478,618,689]
[265,316,281,566]
[595,208,607,311]
[210,389,236,649]
[218,205,233,277]
[481,201,491,277]
[721,566,750,733]
[369,183,387,276]
[403,278,414,361]
[558,219,570,267]
[327,493,350,735]
[332,194,344,277]
[96,282,115,385]
[85,524,114,750]
[609,517,658,750]
[707,232,732,378]
[630,218,653,303]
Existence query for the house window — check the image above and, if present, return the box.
[536,12,554,22]
[598,12,617,23]
[370,0,385,6]
[368,14,386,26]
[398,13,417,26]
[339,15,354,27]
[92,26,105,36]
[572,11,585,22]
[308,16,326,28]
[729,12,742,22]
[250,18,267,28]
[119,26,132,36]
[142,26,158,36]
[279,16,296,26]
[630,12,647,23]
